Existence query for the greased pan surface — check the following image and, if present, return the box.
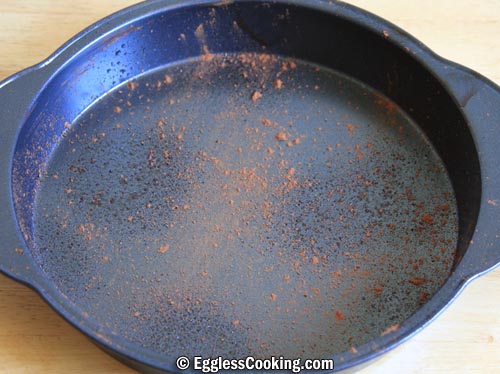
[1,1,500,373]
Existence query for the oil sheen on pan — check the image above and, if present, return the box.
[31,53,457,359]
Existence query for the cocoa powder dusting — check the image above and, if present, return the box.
[30,50,459,360]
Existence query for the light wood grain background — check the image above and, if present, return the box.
[0,1,499,373]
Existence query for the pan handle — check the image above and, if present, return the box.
[436,61,500,280]
[0,66,49,288]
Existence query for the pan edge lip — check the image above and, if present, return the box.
[2,0,494,372]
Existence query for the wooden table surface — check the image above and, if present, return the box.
[0,1,499,373]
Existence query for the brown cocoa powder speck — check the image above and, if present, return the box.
[381,323,400,336]
[373,286,383,294]
[273,79,283,89]
[345,123,356,134]
[251,91,263,101]
[421,214,434,225]
[275,132,289,141]
[311,287,320,295]
[419,291,430,302]
[409,278,426,286]
[157,245,170,254]
[127,81,138,91]
[163,75,173,84]
[261,118,276,127]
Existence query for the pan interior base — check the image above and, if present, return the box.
[33,53,457,361]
